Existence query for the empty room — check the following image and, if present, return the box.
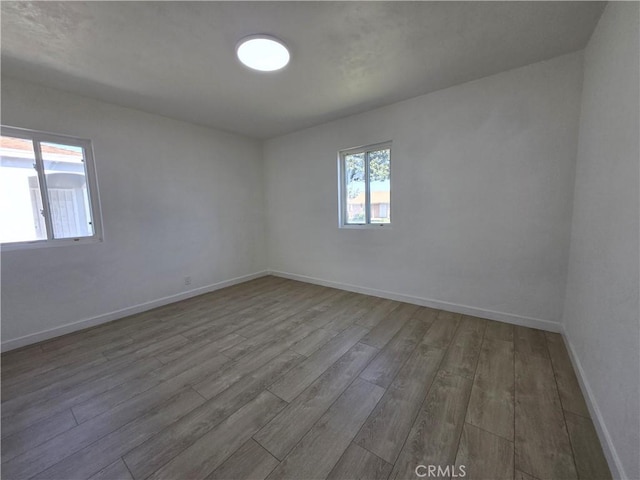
[1,2,638,480]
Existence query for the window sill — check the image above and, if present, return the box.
[339,224,391,230]
[1,236,103,251]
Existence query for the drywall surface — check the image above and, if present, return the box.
[264,53,583,326]
[1,77,266,347]
[563,3,640,479]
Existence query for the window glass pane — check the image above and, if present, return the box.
[368,148,390,224]
[344,152,366,224]
[40,142,94,239]
[0,135,47,243]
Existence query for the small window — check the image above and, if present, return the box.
[1,126,103,249]
[339,142,391,227]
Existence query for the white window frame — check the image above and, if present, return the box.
[1,125,104,250]
[338,141,392,229]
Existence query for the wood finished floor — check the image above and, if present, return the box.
[1,276,612,480]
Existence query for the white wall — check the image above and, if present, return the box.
[562,4,640,479]
[264,53,583,328]
[1,77,266,348]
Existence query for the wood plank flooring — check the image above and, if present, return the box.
[1,276,611,480]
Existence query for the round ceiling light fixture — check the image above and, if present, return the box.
[236,35,290,72]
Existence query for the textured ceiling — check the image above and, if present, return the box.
[1,1,605,139]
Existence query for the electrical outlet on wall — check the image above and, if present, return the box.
[184,276,191,286]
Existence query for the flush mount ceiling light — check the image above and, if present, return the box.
[236,35,290,72]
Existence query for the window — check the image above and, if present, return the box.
[1,126,102,249]
[339,142,391,227]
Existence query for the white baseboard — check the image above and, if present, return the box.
[268,270,562,332]
[1,270,269,352]
[562,333,626,480]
